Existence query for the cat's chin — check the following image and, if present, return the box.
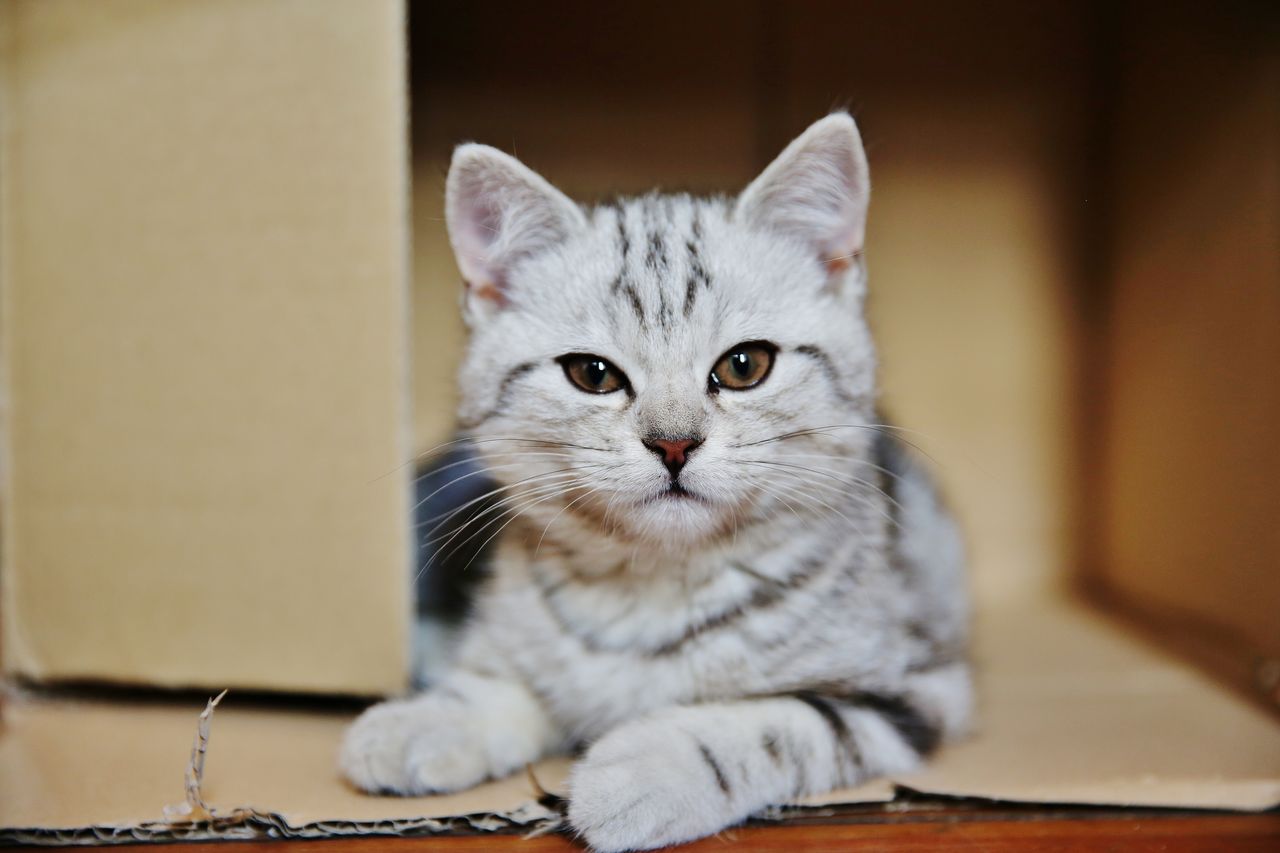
[624,487,731,549]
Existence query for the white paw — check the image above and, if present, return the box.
[568,722,740,852]
[339,694,487,795]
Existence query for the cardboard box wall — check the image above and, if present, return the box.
[1,0,1278,842]
[0,0,412,695]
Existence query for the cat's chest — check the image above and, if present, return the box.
[466,549,883,739]
[485,586,771,736]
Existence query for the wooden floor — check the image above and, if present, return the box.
[113,803,1280,852]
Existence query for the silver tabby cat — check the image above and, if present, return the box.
[340,113,972,851]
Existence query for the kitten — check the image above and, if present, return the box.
[340,113,972,851]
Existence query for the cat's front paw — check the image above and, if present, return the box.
[567,721,741,852]
[339,694,487,795]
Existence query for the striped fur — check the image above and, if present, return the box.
[341,113,972,852]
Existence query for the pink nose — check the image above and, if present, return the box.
[644,437,702,476]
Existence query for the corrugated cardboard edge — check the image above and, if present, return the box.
[0,689,885,846]
[6,786,1275,847]
[0,804,561,847]
[0,688,553,845]
[1,687,1272,847]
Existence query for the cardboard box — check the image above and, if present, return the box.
[0,0,412,695]
[1,0,1277,843]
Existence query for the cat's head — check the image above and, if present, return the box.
[445,114,878,551]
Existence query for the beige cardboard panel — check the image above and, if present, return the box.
[901,598,1280,809]
[1,0,411,693]
[0,696,571,830]
[1098,4,1280,670]
[2,596,1275,834]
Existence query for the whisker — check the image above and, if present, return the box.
[533,484,608,558]
[415,464,602,525]
[739,458,906,514]
[418,473,590,545]
[738,459,902,528]
[738,471,808,529]
[762,451,910,487]
[423,460,625,567]
[413,452,577,494]
[369,434,575,483]
[457,485,591,575]
[463,436,617,454]
[758,472,886,538]
[417,479,586,579]
[730,423,939,466]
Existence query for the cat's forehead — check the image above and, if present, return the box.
[591,193,726,322]
[563,194,812,343]
[500,190,831,381]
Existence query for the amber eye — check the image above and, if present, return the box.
[558,353,628,394]
[710,342,776,391]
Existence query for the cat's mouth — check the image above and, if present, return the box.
[647,481,702,503]
[665,482,695,499]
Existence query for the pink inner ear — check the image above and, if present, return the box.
[821,247,862,294]
[825,251,858,275]
[454,192,506,298]
[470,280,506,308]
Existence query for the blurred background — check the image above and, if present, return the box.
[406,0,1278,664]
[2,0,1275,704]
[409,0,1097,608]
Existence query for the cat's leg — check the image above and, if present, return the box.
[568,667,969,852]
[339,670,558,795]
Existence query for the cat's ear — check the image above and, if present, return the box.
[734,112,870,281]
[446,144,586,321]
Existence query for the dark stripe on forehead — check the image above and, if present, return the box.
[645,196,672,245]
[642,198,677,327]
[621,282,646,324]
[616,207,630,263]
[610,205,630,295]
[645,229,667,272]
[794,344,862,408]
[610,203,647,324]
[683,210,711,317]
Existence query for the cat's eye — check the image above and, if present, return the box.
[558,353,628,394]
[710,342,776,391]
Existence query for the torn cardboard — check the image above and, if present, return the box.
[2,597,1275,844]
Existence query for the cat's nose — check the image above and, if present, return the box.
[643,436,703,477]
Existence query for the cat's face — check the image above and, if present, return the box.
[447,114,877,550]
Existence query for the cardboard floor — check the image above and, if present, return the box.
[2,596,1278,843]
